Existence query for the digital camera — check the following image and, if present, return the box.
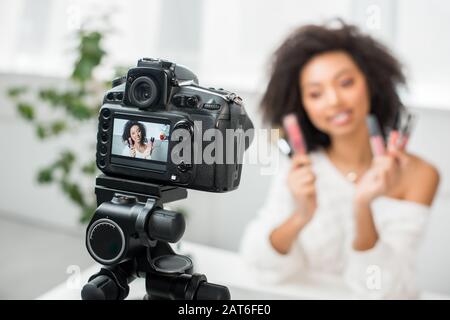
[96,58,253,192]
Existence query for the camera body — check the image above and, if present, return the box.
[96,58,253,192]
[84,59,246,300]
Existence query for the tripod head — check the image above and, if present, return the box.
[81,174,231,300]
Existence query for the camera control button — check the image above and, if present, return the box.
[172,95,183,107]
[100,145,107,155]
[202,102,221,110]
[173,95,198,108]
[177,161,192,172]
[98,159,106,168]
[170,174,179,182]
[102,121,109,130]
[186,96,198,108]
[101,132,108,143]
[173,121,193,136]
[101,108,111,119]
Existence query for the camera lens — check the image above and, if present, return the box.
[129,76,158,108]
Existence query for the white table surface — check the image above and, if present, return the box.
[38,241,450,300]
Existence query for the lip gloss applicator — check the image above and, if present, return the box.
[366,114,386,156]
[397,112,416,151]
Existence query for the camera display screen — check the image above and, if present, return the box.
[111,118,170,169]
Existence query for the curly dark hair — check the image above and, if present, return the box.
[260,20,406,152]
[122,120,147,147]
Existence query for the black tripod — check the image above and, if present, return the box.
[81,174,230,300]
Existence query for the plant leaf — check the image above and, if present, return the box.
[61,179,85,207]
[81,161,97,175]
[80,204,96,224]
[50,121,67,135]
[57,151,76,174]
[72,31,106,83]
[37,168,53,183]
[36,124,47,139]
[7,87,27,98]
[17,102,35,120]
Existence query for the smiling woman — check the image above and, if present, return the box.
[239,20,440,299]
[121,120,154,160]
[260,21,405,149]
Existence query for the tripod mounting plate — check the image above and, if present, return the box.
[95,174,187,206]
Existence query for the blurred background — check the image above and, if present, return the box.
[1,0,450,299]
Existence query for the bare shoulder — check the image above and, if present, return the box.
[402,153,440,206]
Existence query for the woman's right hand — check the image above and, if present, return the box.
[287,153,317,224]
[270,154,317,255]
[128,138,136,157]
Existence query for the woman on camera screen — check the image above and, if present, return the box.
[121,120,154,160]
[239,21,440,299]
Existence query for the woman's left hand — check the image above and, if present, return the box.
[355,150,406,203]
[143,142,154,159]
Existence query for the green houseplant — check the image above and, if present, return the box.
[7,29,110,223]
[7,28,189,224]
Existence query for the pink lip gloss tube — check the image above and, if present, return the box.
[366,115,386,156]
[282,113,306,156]
[387,112,400,152]
[388,130,399,152]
